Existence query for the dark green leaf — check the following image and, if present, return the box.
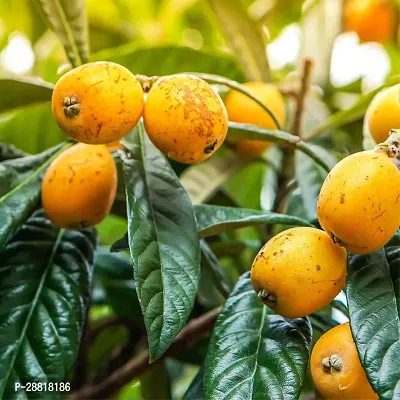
[206,0,270,82]
[94,250,141,319]
[228,122,331,172]
[174,338,210,366]
[0,103,65,154]
[184,365,205,400]
[295,145,337,220]
[121,124,200,361]
[0,78,53,113]
[0,142,70,251]
[35,0,88,67]
[312,74,400,137]
[205,272,312,399]
[0,143,27,161]
[309,312,339,334]
[110,232,129,253]
[92,45,244,81]
[347,232,400,400]
[195,204,313,237]
[0,209,96,398]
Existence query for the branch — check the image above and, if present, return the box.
[89,316,136,341]
[292,58,314,138]
[70,307,221,399]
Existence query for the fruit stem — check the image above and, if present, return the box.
[63,96,81,118]
[322,354,343,373]
[136,74,159,93]
[375,129,400,158]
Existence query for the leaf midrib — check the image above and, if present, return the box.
[1,229,64,396]
[53,0,83,66]
[250,305,267,399]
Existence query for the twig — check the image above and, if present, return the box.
[292,58,314,138]
[89,316,135,341]
[273,178,297,214]
[70,307,221,399]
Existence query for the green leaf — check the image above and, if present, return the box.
[0,143,27,162]
[140,362,171,400]
[224,162,265,210]
[195,204,313,237]
[89,325,128,373]
[94,249,142,319]
[228,122,331,172]
[0,209,96,398]
[110,232,129,253]
[35,0,89,67]
[184,365,205,400]
[200,240,231,298]
[347,232,400,400]
[0,78,53,113]
[180,152,246,205]
[0,103,66,154]
[262,0,302,40]
[260,147,283,211]
[0,142,71,251]
[311,74,400,137]
[204,272,312,399]
[92,44,245,81]
[121,124,200,362]
[309,312,339,334]
[295,145,337,220]
[206,0,270,82]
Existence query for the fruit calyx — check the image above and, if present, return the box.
[136,74,159,93]
[322,354,343,373]
[375,129,400,158]
[257,289,277,305]
[63,95,81,118]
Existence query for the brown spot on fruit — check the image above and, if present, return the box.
[143,74,228,164]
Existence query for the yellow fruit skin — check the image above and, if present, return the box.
[366,84,400,144]
[317,150,400,254]
[311,323,378,400]
[42,143,117,229]
[52,61,144,144]
[143,74,228,164]
[345,0,395,43]
[250,227,347,318]
[224,82,286,159]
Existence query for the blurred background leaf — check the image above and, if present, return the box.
[206,0,270,81]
